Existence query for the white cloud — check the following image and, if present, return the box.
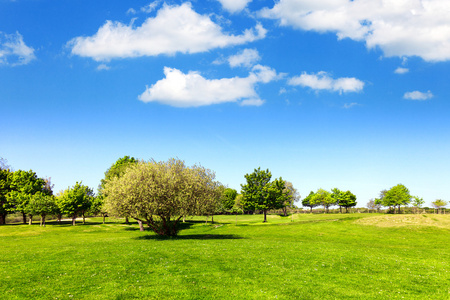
[260,0,450,62]
[96,64,110,71]
[228,48,260,67]
[138,65,279,107]
[404,90,433,100]
[218,0,253,13]
[288,71,364,94]
[69,3,266,61]
[394,67,409,74]
[126,8,137,15]
[0,31,35,66]
[141,1,161,13]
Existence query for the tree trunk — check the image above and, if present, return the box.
[72,216,76,226]
[0,213,6,225]
[182,216,185,223]
[40,215,46,227]
[28,215,33,225]
[283,206,287,216]
[82,212,86,224]
[125,216,129,224]
[22,212,27,224]
[102,214,106,224]
[211,215,214,224]
[346,207,349,213]
[57,214,62,223]
[310,207,313,213]
[263,210,267,222]
[137,220,144,232]
[205,216,208,224]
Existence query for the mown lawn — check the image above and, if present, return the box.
[1,213,449,299]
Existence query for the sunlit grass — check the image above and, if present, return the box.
[1,214,449,299]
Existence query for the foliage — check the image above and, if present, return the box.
[57,182,94,225]
[411,196,425,213]
[282,181,300,216]
[0,168,13,224]
[310,188,335,213]
[104,158,221,236]
[7,169,49,224]
[431,199,447,214]
[381,184,412,213]
[240,168,289,222]
[221,188,237,211]
[332,188,357,213]
[99,155,138,195]
[301,191,317,212]
[89,195,108,223]
[26,193,58,226]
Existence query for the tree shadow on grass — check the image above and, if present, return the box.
[135,234,245,241]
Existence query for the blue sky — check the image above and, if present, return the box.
[2,0,450,207]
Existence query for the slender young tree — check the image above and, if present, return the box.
[57,182,94,225]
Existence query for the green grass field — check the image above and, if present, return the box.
[1,213,449,299]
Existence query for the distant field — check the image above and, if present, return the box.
[1,213,449,299]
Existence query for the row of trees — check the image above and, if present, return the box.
[301,188,357,213]
[366,183,447,214]
[0,157,98,226]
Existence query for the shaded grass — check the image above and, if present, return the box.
[1,214,449,299]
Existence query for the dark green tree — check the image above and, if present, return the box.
[222,188,238,211]
[240,168,289,222]
[99,156,138,224]
[0,168,13,225]
[332,188,357,213]
[8,170,48,224]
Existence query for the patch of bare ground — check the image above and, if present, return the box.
[354,214,450,229]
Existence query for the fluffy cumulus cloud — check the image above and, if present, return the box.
[260,0,450,62]
[0,32,35,66]
[288,71,364,94]
[138,65,279,107]
[69,2,266,61]
[217,0,253,13]
[228,48,261,67]
[403,90,433,100]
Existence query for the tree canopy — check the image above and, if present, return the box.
[240,168,290,222]
[104,158,221,236]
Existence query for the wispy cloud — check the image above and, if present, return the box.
[0,31,35,66]
[288,71,364,94]
[394,67,409,74]
[138,65,279,107]
[260,0,450,62]
[96,64,110,71]
[69,3,266,61]
[343,102,360,109]
[404,90,433,101]
[217,0,252,13]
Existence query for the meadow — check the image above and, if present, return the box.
[1,213,449,299]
